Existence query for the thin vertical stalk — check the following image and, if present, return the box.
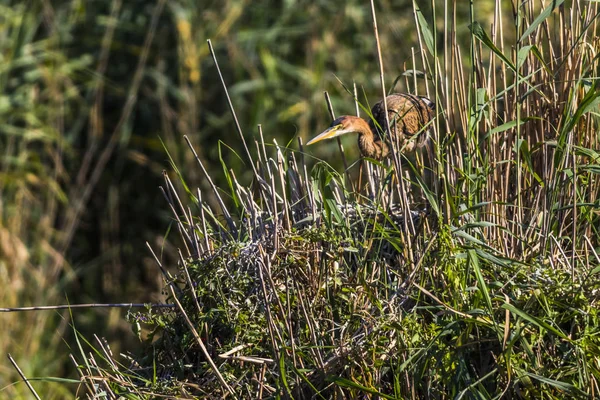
[369,0,416,255]
[323,91,355,193]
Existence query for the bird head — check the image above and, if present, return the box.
[307,116,366,146]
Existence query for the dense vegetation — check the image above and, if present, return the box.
[1,0,599,398]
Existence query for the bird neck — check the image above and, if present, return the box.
[357,121,389,159]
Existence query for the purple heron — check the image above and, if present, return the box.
[307,93,435,159]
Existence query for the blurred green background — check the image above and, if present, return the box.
[0,0,498,396]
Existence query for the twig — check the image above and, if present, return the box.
[7,354,41,400]
[207,39,260,181]
[160,184,193,255]
[222,355,274,365]
[145,242,174,284]
[146,242,235,396]
[0,303,174,313]
[368,0,416,254]
[70,353,94,396]
[168,285,234,396]
[218,343,254,358]
[163,171,194,229]
[178,249,202,314]
[274,139,291,230]
[197,188,212,254]
[324,91,354,192]
[413,283,472,319]
[184,135,237,235]
[258,363,267,399]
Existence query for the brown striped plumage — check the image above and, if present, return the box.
[307,93,434,160]
[369,93,435,156]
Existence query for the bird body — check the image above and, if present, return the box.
[307,93,434,159]
[369,93,434,155]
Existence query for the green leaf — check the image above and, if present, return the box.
[326,198,344,224]
[488,120,524,135]
[452,228,487,247]
[414,3,434,56]
[573,145,600,162]
[519,0,565,43]
[580,165,600,174]
[516,138,543,184]
[563,80,600,133]
[218,141,242,208]
[291,364,327,400]
[328,376,398,400]
[469,22,516,71]
[502,303,569,340]
[460,221,498,229]
[517,45,533,69]
[517,44,551,73]
[516,369,586,394]
[474,248,511,267]
[279,355,294,398]
[469,250,493,315]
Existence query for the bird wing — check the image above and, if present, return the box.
[369,94,432,139]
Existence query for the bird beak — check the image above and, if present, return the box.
[306,124,345,145]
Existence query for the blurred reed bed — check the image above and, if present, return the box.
[2,0,600,398]
[70,0,600,398]
[0,2,93,397]
[1,0,431,396]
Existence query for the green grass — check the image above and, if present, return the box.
[2,0,600,398]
